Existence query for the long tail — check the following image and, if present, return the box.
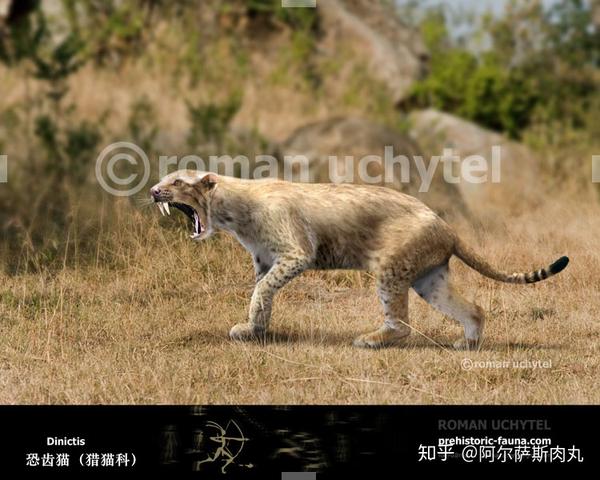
[454,239,569,284]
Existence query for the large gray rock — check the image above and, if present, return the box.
[409,109,542,216]
[273,117,468,219]
[318,0,428,105]
[232,0,429,140]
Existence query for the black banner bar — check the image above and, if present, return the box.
[0,406,596,476]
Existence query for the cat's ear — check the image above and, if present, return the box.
[196,173,218,191]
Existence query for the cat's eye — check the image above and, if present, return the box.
[173,179,183,187]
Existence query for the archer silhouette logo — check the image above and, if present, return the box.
[194,420,252,474]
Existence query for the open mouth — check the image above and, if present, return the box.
[155,201,205,239]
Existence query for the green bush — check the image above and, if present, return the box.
[246,0,317,30]
[186,94,243,151]
[128,96,159,153]
[408,0,599,140]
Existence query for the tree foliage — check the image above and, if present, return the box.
[408,0,600,140]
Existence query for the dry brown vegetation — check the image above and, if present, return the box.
[1,1,599,405]
[1,196,598,404]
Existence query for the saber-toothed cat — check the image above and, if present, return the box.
[150,170,569,350]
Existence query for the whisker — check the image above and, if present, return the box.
[134,196,155,208]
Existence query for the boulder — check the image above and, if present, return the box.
[233,0,429,140]
[318,0,428,105]
[409,109,542,216]
[272,117,468,219]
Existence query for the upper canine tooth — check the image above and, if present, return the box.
[158,203,165,216]
[163,203,170,215]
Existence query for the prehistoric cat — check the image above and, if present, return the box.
[150,170,569,350]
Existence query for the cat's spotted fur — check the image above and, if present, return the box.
[150,170,569,350]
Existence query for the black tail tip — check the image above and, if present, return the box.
[549,256,569,275]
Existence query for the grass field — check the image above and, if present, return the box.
[1,197,598,404]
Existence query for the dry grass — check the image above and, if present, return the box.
[2,3,598,406]
[1,197,598,404]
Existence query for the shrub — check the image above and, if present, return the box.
[407,0,599,140]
